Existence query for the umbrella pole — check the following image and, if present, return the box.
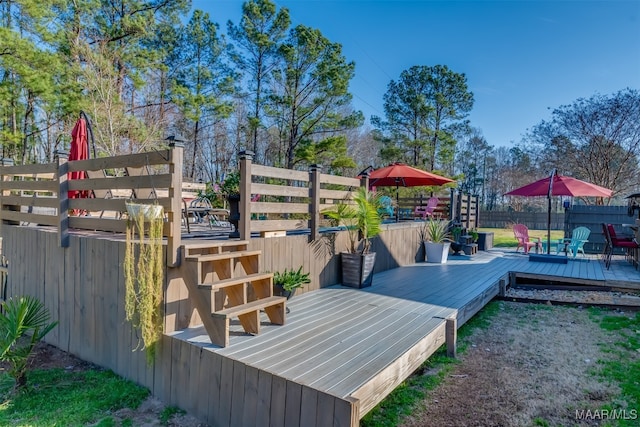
[547,197,552,254]
[395,184,399,222]
[547,168,555,255]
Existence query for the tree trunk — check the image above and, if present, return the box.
[190,120,200,179]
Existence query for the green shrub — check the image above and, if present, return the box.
[273,267,311,291]
[0,296,58,390]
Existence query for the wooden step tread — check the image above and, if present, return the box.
[185,250,262,262]
[213,296,286,318]
[198,272,273,290]
[183,240,249,249]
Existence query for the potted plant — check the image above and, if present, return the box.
[273,266,311,300]
[323,187,382,288]
[468,228,479,243]
[419,218,452,263]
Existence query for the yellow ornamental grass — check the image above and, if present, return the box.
[124,204,164,365]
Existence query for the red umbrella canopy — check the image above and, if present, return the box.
[68,117,89,200]
[505,174,613,198]
[368,163,454,187]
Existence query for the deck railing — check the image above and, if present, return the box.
[1,144,184,265]
[0,146,366,264]
[238,151,363,241]
[387,191,479,227]
[1,145,476,264]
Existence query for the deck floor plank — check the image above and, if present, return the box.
[168,248,640,421]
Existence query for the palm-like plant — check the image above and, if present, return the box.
[324,187,382,254]
[0,296,58,389]
[419,218,452,243]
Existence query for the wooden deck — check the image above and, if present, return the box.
[169,248,640,424]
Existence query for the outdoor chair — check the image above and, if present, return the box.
[565,226,591,258]
[378,196,394,219]
[414,197,438,220]
[512,223,541,254]
[182,197,215,233]
[602,223,638,269]
[85,169,115,218]
[125,165,157,199]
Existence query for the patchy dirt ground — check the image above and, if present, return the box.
[19,296,637,427]
[399,301,628,427]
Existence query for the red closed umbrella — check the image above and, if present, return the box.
[367,163,454,222]
[505,170,613,253]
[68,117,90,213]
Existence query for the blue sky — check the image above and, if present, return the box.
[193,0,640,148]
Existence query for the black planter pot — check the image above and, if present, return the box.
[274,285,297,300]
[450,242,463,255]
[274,285,297,313]
[341,252,376,288]
[227,194,240,238]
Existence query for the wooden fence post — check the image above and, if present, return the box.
[309,164,321,242]
[167,141,184,267]
[1,158,19,226]
[360,170,370,191]
[239,150,253,240]
[465,193,471,229]
[449,188,456,222]
[55,150,69,248]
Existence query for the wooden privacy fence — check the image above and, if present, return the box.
[564,205,633,254]
[451,191,479,229]
[479,210,564,229]
[480,205,633,254]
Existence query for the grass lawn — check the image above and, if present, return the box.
[478,227,564,247]
[0,369,150,426]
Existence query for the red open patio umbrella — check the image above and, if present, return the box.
[367,163,454,222]
[504,173,613,198]
[68,116,90,214]
[505,169,613,253]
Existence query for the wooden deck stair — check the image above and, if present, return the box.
[182,240,286,347]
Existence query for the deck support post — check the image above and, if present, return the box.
[509,271,517,289]
[239,151,253,240]
[309,164,321,242]
[55,150,69,248]
[167,141,184,267]
[446,317,457,358]
[499,278,507,297]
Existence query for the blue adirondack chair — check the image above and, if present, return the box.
[566,226,591,258]
[378,196,394,219]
